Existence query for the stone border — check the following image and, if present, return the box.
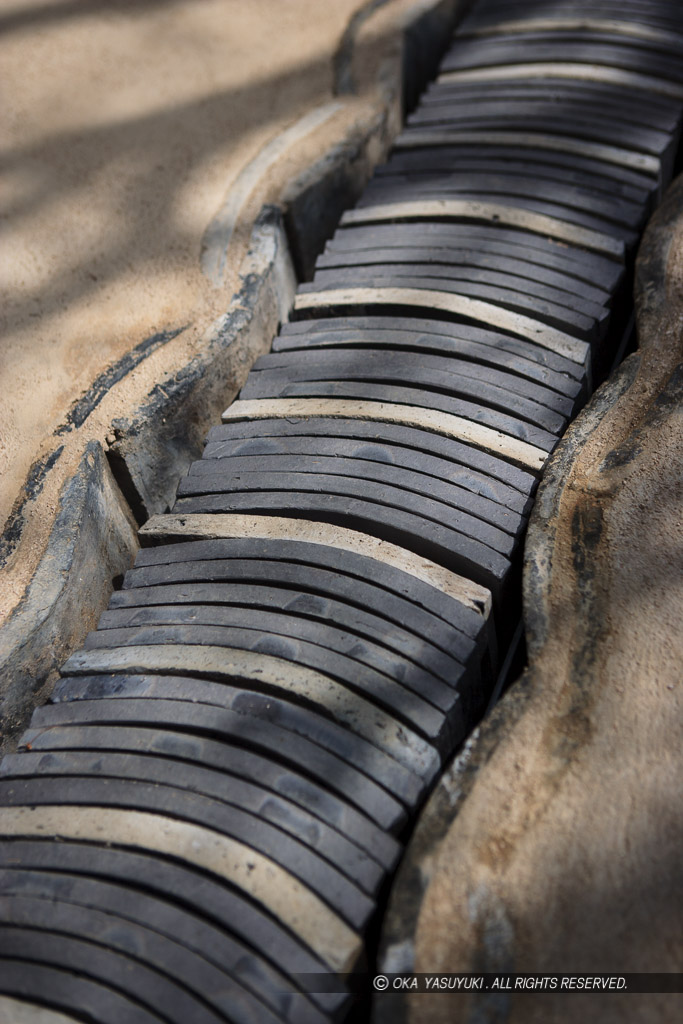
[107,206,296,524]
[285,0,475,280]
[371,170,683,1024]
[0,442,138,753]
[0,0,472,753]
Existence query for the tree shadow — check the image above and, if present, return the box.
[1,43,338,332]
[0,0,187,37]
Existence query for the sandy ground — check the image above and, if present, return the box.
[0,0,420,616]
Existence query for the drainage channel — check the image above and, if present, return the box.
[2,1,683,1022]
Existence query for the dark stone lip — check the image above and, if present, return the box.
[0,326,187,572]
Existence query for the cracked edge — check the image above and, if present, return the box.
[107,205,297,524]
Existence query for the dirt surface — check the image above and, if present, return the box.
[0,0,426,618]
[407,177,683,1023]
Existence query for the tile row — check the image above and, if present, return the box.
[2,2,682,1020]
